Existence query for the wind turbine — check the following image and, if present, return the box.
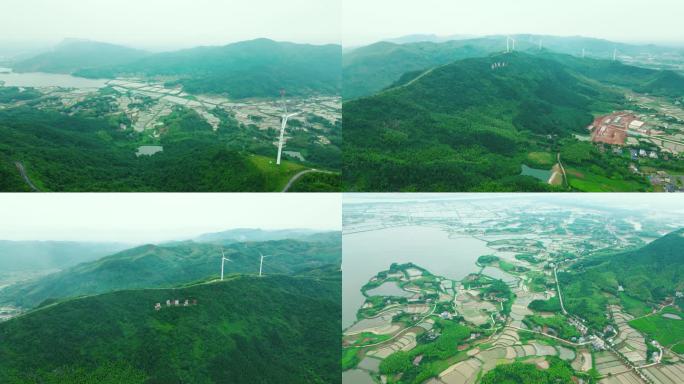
[506,36,516,53]
[538,39,543,50]
[582,48,586,58]
[220,248,232,281]
[613,48,617,61]
[259,252,272,277]
[276,89,300,165]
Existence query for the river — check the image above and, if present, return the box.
[0,71,107,88]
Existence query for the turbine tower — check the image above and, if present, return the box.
[220,248,232,281]
[276,89,300,165]
[538,39,543,50]
[582,48,586,58]
[506,36,516,53]
[259,252,271,277]
[613,48,617,61]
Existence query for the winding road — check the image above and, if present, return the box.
[282,169,333,192]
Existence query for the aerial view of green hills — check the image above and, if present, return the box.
[0,228,342,383]
[342,35,684,192]
[0,38,341,192]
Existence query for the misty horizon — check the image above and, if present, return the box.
[343,0,684,47]
[0,194,341,243]
[0,0,340,51]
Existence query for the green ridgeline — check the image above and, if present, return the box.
[561,228,684,327]
[0,273,341,384]
[342,51,682,192]
[343,34,682,100]
[0,236,341,309]
[70,39,341,99]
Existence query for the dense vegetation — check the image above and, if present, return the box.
[629,307,684,352]
[342,51,673,191]
[562,229,684,326]
[0,106,335,191]
[74,39,341,99]
[0,235,341,309]
[480,357,584,384]
[0,273,341,384]
[378,320,471,384]
[342,34,681,99]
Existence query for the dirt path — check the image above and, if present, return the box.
[282,169,332,192]
[14,162,40,192]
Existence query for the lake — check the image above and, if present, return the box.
[136,146,163,157]
[366,281,411,298]
[521,164,551,182]
[0,71,107,88]
[343,225,491,328]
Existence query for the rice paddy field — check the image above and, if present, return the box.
[629,307,684,353]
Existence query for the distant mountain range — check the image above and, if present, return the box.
[0,240,130,273]
[12,39,149,74]
[343,34,684,99]
[193,228,330,243]
[12,38,341,99]
[0,273,341,383]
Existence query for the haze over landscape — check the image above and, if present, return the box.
[1,0,340,52]
[343,0,684,47]
[0,193,341,242]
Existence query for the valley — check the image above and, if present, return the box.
[342,195,684,384]
[0,38,342,192]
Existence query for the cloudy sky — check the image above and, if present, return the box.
[344,0,684,46]
[0,194,341,243]
[0,0,340,50]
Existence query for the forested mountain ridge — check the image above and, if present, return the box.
[0,236,341,309]
[343,34,684,99]
[343,52,633,191]
[0,273,341,384]
[561,228,684,326]
[74,38,342,98]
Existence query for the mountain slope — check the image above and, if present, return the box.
[342,52,632,191]
[342,35,682,99]
[76,38,342,98]
[12,39,148,74]
[0,237,341,308]
[0,107,307,192]
[561,228,684,326]
[0,240,129,272]
[343,39,492,99]
[0,273,341,383]
[587,228,684,300]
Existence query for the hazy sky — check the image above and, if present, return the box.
[344,193,684,216]
[0,0,340,50]
[0,194,341,243]
[344,0,684,46]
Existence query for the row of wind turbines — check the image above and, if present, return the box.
[220,248,272,281]
[505,36,620,61]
